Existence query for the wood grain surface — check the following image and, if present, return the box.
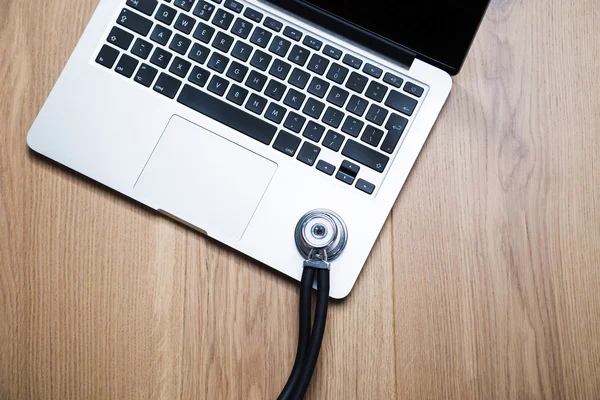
[1,0,599,398]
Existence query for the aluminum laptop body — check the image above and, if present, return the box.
[27,0,489,298]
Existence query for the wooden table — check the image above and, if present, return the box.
[1,0,599,398]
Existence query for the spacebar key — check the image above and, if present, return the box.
[177,84,277,145]
[342,139,389,173]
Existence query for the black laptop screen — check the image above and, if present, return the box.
[267,0,490,74]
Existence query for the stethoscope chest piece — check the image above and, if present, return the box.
[294,209,348,263]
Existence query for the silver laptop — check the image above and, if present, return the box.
[27,0,490,298]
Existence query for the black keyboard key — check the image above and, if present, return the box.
[381,113,408,154]
[340,160,360,175]
[326,63,349,84]
[243,7,263,22]
[224,0,243,13]
[283,88,306,110]
[107,26,134,50]
[365,81,388,103]
[193,1,215,20]
[385,90,418,116]
[342,54,362,69]
[250,27,272,48]
[231,41,253,61]
[155,4,177,26]
[94,47,113,67]
[231,18,253,39]
[346,95,368,117]
[126,0,158,16]
[323,130,344,152]
[150,47,173,68]
[115,54,139,78]
[207,75,229,96]
[174,13,196,34]
[365,104,388,126]
[289,68,310,89]
[169,34,192,54]
[322,107,344,128]
[207,52,229,73]
[250,50,272,71]
[288,45,310,66]
[361,125,384,147]
[404,81,424,97]
[264,16,283,32]
[303,36,322,51]
[118,8,153,36]
[265,80,287,101]
[178,84,277,145]
[283,26,303,41]
[307,77,329,98]
[297,142,320,166]
[153,73,182,98]
[284,112,306,133]
[131,38,153,59]
[265,103,286,124]
[316,160,335,175]
[188,65,210,87]
[226,84,249,105]
[269,36,291,57]
[303,121,325,142]
[245,70,267,91]
[383,72,403,88]
[189,43,210,64]
[306,54,329,76]
[226,61,248,82]
[273,131,301,156]
[302,98,325,119]
[336,171,354,185]
[169,56,191,77]
[174,0,194,12]
[209,0,222,3]
[345,72,368,93]
[269,59,291,80]
[342,139,389,172]
[193,22,215,43]
[326,86,349,107]
[385,113,408,133]
[212,31,234,52]
[150,24,172,45]
[323,44,342,59]
[245,93,268,114]
[134,63,158,87]
[341,116,363,137]
[356,179,375,195]
[212,9,234,29]
[363,63,382,78]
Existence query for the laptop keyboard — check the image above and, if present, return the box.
[97,0,426,195]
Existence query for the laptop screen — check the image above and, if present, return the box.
[266,0,491,74]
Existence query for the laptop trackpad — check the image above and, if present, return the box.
[134,116,277,240]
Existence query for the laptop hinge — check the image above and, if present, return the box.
[264,0,418,71]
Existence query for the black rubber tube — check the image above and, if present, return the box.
[291,269,330,400]
[277,268,315,400]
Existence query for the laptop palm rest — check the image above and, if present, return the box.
[134,115,277,240]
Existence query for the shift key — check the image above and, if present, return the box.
[342,139,389,173]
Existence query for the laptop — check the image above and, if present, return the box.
[27,0,490,298]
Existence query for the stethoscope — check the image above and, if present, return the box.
[277,209,348,400]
